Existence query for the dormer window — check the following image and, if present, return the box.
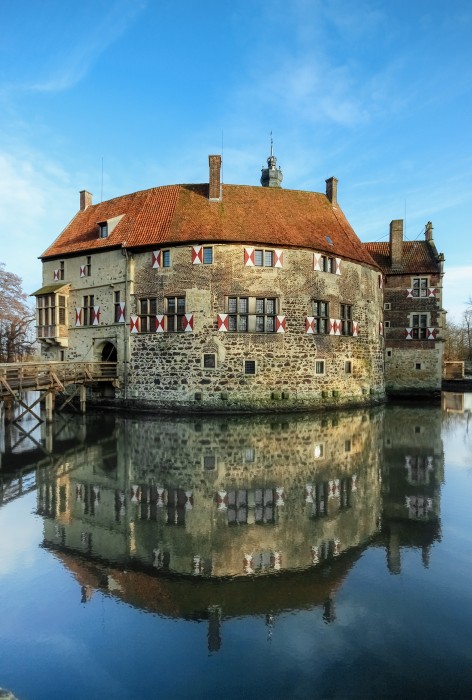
[98,222,108,239]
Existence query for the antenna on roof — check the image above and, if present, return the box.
[221,130,224,184]
[270,131,273,158]
[101,157,104,203]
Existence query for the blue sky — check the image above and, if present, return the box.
[0,0,471,321]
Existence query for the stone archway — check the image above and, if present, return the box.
[100,341,117,362]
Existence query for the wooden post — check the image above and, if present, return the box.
[45,391,54,424]
[80,384,87,414]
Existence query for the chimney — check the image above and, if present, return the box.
[325,177,338,205]
[208,155,222,202]
[390,219,403,267]
[425,221,433,241]
[80,190,93,211]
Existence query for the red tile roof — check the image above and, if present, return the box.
[363,240,441,274]
[41,183,378,268]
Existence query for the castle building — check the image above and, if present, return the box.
[32,152,442,411]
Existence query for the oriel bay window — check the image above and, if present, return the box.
[37,293,66,337]
[227,296,278,332]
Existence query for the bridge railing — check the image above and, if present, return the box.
[0,361,118,392]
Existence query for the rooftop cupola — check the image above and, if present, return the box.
[261,136,283,188]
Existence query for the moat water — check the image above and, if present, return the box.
[0,394,471,700]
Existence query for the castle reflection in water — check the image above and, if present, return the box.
[30,404,443,647]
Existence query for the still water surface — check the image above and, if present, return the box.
[0,396,471,699]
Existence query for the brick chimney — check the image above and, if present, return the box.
[425,221,433,241]
[325,177,338,205]
[389,219,403,268]
[208,155,222,202]
[80,190,93,211]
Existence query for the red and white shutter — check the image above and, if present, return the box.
[305,484,314,503]
[276,315,286,333]
[427,327,437,339]
[217,313,229,331]
[406,289,414,299]
[274,249,284,268]
[79,265,86,277]
[352,321,360,337]
[117,302,125,323]
[405,327,413,340]
[335,258,342,275]
[156,315,165,332]
[351,474,358,492]
[305,317,315,334]
[192,245,203,264]
[333,539,341,557]
[182,313,194,331]
[329,319,341,335]
[311,545,320,565]
[130,315,140,333]
[53,269,60,281]
[428,288,437,298]
[313,253,323,271]
[92,305,100,326]
[243,554,254,575]
[244,247,255,266]
[152,250,161,269]
[217,490,228,511]
[275,487,285,507]
[271,551,282,570]
[75,307,82,327]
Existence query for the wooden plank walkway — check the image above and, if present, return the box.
[0,361,117,424]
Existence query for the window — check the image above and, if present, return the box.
[162,249,171,267]
[314,443,324,459]
[312,301,329,334]
[227,489,276,525]
[254,249,274,267]
[412,313,428,339]
[227,296,278,333]
[243,447,256,462]
[98,222,108,238]
[202,246,213,264]
[244,360,256,375]
[166,296,186,332]
[386,348,392,358]
[320,255,335,273]
[384,302,391,310]
[114,291,122,323]
[203,455,216,470]
[415,362,422,370]
[412,277,428,298]
[344,360,352,374]
[37,293,65,337]
[315,360,325,375]
[255,297,276,332]
[310,483,328,518]
[228,297,248,332]
[139,297,157,332]
[384,321,390,328]
[340,304,353,336]
[58,295,66,325]
[59,260,64,280]
[203,353,216,369]
[82,295,94,326]
[85,256,91,276]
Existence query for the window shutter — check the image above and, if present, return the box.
[53,269,60,281]
[405,327,413,339]
[305,317,315,334]
[428,288,437,298]
[274,249,284,268]
[406,289,414,298]
[313,253,323,271]
[92,305,100,326]
[79,265,86,277]
[427,327,437,339]
[329,319,341,335]
[217,313,229,331]
[352,321,360,337]
[156,315,165,332]
[335,258,342,275]
[130,315,140,333]
[75,307,82,327]
[182,313,194,331]
[244,247,255,266]
[276,315,286,333]
[192,245,203,264]
[117,302,126,323]
[152,250,161,269]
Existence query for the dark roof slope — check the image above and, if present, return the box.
[41,183,378,268]
[363,240,441,274]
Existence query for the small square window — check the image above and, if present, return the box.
[386,349,392,358]
[98,222,108,238]
[244,360,256,375]
[315,360,325,375]
[345,361,352,374]
[415,362,422,370]
[203,455,216,470]
[344,440,352,452]
[203,353,216,369]
[384,302,391,311]
[243,447,256,462]
[384,321,390,328]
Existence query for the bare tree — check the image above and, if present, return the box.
[0,262,35,362]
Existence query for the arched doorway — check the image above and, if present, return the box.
[101,342,117,362]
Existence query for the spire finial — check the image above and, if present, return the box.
[270,131,274,158]
[260,135,283,188]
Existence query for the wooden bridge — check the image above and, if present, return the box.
[0,361,118,424]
